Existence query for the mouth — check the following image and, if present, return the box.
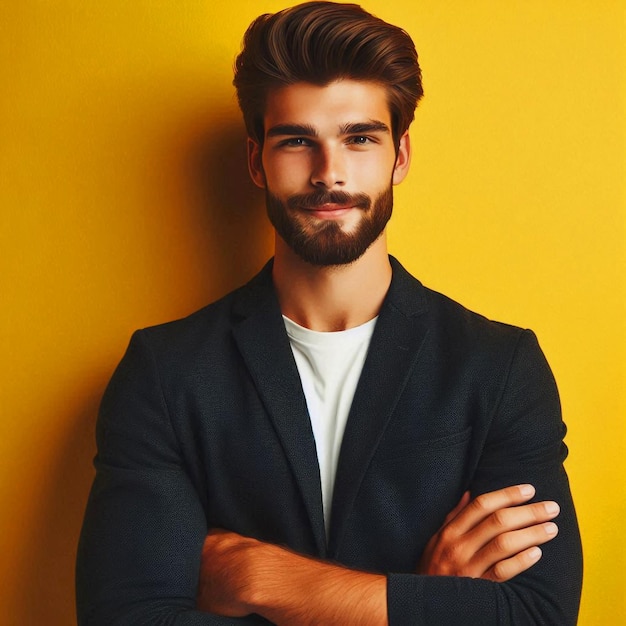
[303,203,356,219]
[286,191,371,219]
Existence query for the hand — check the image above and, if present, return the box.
[417,484,560,582]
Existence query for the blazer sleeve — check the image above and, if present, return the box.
[387,329,583,625]
[76,330,270,625]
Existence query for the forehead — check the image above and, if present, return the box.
[263,80,392,133]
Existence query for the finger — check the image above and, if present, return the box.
[443,491,472,526]
[450,484,537,535]
[470,521,558,576]
[482,546,544,583]
[456,500,559,567]
[467,500,560,543]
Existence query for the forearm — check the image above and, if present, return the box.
[388,567,581,626]
[253,550,387,626]
[198,532,387,625]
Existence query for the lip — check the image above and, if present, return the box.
[304,204,355,218]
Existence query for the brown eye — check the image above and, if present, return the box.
[348,136,373,145]
[281,137,311,147]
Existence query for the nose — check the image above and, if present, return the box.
[310,145,346,188]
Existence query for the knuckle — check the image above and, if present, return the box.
[472,493,491,513]
[530,501,559,523]
[492,532,513,554]
[491,561,509,582]
[440,543,464,569]
[439,525,459,545]
[491,509,509,530]
[529,503,546,522]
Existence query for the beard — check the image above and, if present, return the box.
[266,186,394,267]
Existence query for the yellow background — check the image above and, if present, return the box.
[1,1,624,623]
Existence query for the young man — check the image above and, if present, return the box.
[77,3,582,624]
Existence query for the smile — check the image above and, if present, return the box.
[303,204,355,218]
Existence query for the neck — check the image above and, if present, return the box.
[272,234,392,332]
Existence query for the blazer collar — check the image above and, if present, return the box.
[230,256,430,556]
[329,256,430,554]
[231,256,428,320]
[231,259,327,555]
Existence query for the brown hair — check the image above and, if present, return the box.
[233,1,423,145]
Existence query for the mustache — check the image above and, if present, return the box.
[286,190,371,211]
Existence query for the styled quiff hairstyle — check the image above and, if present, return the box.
[233,1,423,145]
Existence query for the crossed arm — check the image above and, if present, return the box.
[197,484,561,624]
[77,329,582,624]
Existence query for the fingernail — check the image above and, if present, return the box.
[519,484,535,497]
[545,501,560,516]
[528,547,542,561]
[545,522,558,536]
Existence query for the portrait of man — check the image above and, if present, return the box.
[75,2,585,624]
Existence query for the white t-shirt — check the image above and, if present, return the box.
[283,315,377,533]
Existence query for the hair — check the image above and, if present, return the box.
[233,1,423,145]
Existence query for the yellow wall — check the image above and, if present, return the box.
[1,1,623,624]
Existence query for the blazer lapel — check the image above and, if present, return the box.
[231,262,327,555]
[328,257,430,554]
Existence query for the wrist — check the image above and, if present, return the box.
[249,547,387,625]
[239,540,295,613]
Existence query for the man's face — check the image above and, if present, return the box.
[248,80,411,266]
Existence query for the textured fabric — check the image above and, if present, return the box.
[76,257,583,625]
[284,314,377,530]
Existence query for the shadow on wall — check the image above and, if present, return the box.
[15,114,271,624]
[181,114,273,301]
[17,390,101,625]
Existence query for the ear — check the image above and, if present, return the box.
[392,131,411,185]
[247,137,266,188]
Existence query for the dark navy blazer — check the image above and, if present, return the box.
[77,257,582,624]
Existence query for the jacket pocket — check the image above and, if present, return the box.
[377,425,472,462]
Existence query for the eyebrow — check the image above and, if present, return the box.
[266,120,390,138]
[266,123,318,138]
[339,121,390,135]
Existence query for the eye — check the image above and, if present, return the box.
[279,137,311,148]
[347,135,375,146]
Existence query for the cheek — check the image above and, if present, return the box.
[263,153,312,193]
[355,153,396,187]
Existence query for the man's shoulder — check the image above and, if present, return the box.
[388,257,542,385]
[389,256,527,344]
[131,260,276,355]
[425,284,524,341]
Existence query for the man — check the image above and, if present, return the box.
[76,2,582,624]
